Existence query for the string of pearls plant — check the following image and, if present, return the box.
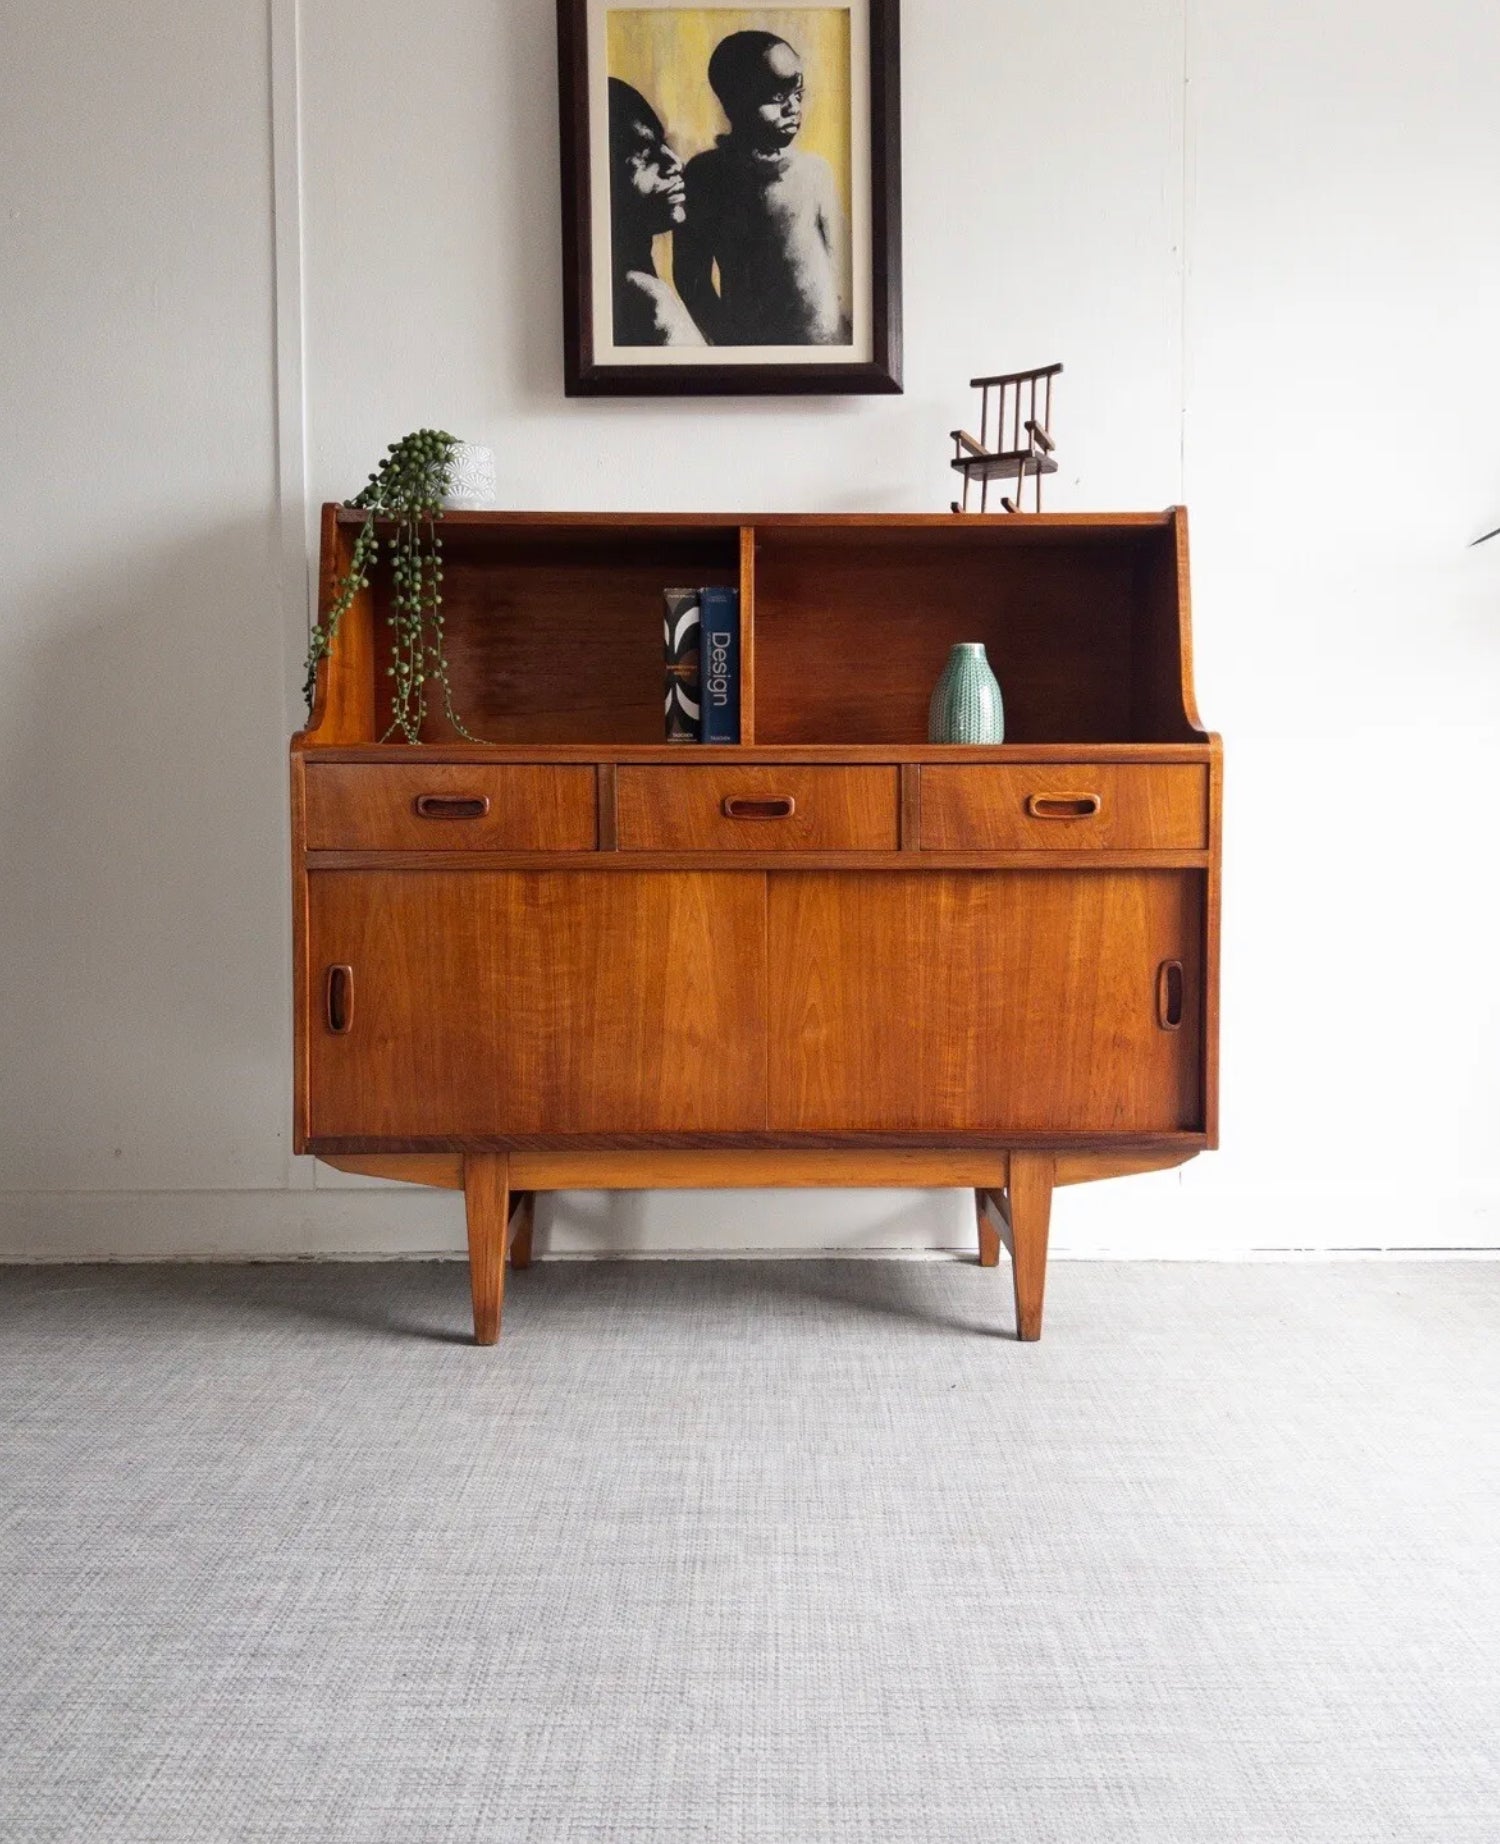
[303,430,481,743]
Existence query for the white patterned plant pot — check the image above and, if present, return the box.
[442,442,496,510]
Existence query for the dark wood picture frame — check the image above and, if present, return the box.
[557,0,903,396]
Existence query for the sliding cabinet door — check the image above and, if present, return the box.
[769,871,1202,1134]
[307,871,768,1139]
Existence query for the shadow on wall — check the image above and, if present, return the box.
[0,516,290,1195]
[306,1182,980,1261]
[539,1187,981,1259]
[498,0,565,408]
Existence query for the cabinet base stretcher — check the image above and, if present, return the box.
[317,1147,1197,1346]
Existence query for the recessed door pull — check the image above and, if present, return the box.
[1156,959,1184,1031]
[722,795,796,819]
[1026,792,1102,819]
[414,794,491,820]
[325,964,353,1034]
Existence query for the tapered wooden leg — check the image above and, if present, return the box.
[463,1154,509,1345]
[975,1189,1001,1267]
[1006,1152,1054,1342]
[508,1191,535,1270]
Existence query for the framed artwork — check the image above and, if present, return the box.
[557,0,902,395]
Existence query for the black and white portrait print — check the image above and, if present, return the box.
[561,0,901,393]
[606,9,854,348]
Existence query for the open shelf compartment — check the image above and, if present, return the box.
[304,511,1202,750]
[752,519,1200,746]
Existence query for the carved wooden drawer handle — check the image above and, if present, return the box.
[414,794,491,820]
[325,964,354,1035]
[722,795,796,820]
[1156,959,1184,1031]
[1026,792,1103,819]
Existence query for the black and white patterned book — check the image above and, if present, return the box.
[663,588,701,741]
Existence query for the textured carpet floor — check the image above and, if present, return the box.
[1,1259,1498,1843]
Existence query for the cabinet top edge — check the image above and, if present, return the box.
[293,741,1220,764]
[329,506,1182,533]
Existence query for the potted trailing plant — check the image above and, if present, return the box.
[303,429,481,742]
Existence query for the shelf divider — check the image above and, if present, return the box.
[739,525,757,747]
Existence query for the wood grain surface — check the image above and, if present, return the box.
[1007,1151,1054,1340]
[312,1146,1200,1191]
[294,507,1221,1343]
[307,870,768,1137]
[919,765,1207,851]
[463,1152,508,1344]
[616,767,898,852]
[754,528,1189,746]
[374,531,738,746]
[768,871,1203,1133]
[303,763,597,852]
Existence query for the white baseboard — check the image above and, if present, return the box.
[0,1183,1495,1261]
[0,1188,464,1261]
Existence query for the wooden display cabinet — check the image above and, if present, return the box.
[292,509,1220,1343]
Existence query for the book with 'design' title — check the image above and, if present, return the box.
[699,586,740,744]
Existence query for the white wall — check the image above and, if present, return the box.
[0,2,293,1231]
[2,0,1497,1259]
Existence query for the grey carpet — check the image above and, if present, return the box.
[1,1259,1498,1844]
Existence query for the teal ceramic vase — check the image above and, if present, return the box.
[928,643,1004,743]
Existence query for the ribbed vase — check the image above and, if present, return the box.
[928,642,1004,744]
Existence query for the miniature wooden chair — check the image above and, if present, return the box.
[950,363,1062,513]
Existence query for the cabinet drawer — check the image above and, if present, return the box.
[920,766,1207,851]
[616,766,898,852]
[302,764,597,852]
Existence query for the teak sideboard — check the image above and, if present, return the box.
[292,509,1220,1344]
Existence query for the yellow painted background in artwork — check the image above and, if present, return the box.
[607,8,853,238]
